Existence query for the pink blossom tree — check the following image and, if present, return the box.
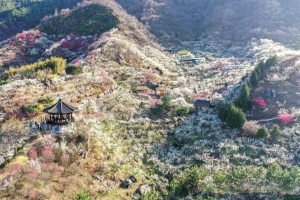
[253,98,266,109]
[28,149,38,159]
[279,114,295,125]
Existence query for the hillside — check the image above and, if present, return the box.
[0,0,83,41]
[1,0,300,200]
[115,0,300,44]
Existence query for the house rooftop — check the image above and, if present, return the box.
[194,100,211,107]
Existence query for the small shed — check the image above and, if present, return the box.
[156,86,167,95]
[194,100,211,111]
[136,86,151,94]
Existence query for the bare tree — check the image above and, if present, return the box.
[0,118,29,156]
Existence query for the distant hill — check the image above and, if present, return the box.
[115,0,300,44]
[0,0,83,41]
[39,4,119,36]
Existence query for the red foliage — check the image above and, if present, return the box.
[279,114,295,125]
[41,147,55,162]
[29,149,38,159]
[61,39,72,48]
[253,98,266,109]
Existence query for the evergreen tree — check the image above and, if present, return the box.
[218,104,229,121]
[257,61,266,74]
[250,70,259,87]
[225,104,246,129]
[255,126,269,138]
[265,56,278,69]
[162,95,172,110]
[270,124,281,140]
[234,83,252,111]
[254,66,261,78]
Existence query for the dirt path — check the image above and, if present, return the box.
[257,117,278,122]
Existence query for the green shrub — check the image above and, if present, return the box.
[140,188,161,200]
[225,105,246,129]
[168,166,209,198]
[218,103,246,129]
[218,104,229,121]
[65,65,83,75]
[0,73,9,81]
[162,95,172,110]
[270,125,281,140]
[75,190,92,200]
[175,106,190,116]
[0,79,10,85]
[234,83,252,111]
[23,104,39,113]
[255,126,269,138]
[38,96,54,104]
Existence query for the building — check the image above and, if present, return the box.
[43,98,78,126]
[136,86,151,94]
[194,100,211,111]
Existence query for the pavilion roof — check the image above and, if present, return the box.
[156,86,167,91]
[43,98,78,114]
[136,86,151,91]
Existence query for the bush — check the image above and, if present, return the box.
[175,106,190,116]
[24,104,39,113]
[75,190,92,200]
[255,126,269,138]
[270,125,281,140]
[225,104,246,129]
[218,103,246,129]
[38,96,54,104]
[140,188,161,200]
[65,65,83,75]
[234,83,252,111]
[242,120,260,137]
[162,95,172,110]
[218,104,229,121]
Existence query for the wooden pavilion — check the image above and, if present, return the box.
[43,98,78,125]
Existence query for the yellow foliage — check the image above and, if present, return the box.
[90,88,103,95]
[10,155,28,165]
[4,57,66,77]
